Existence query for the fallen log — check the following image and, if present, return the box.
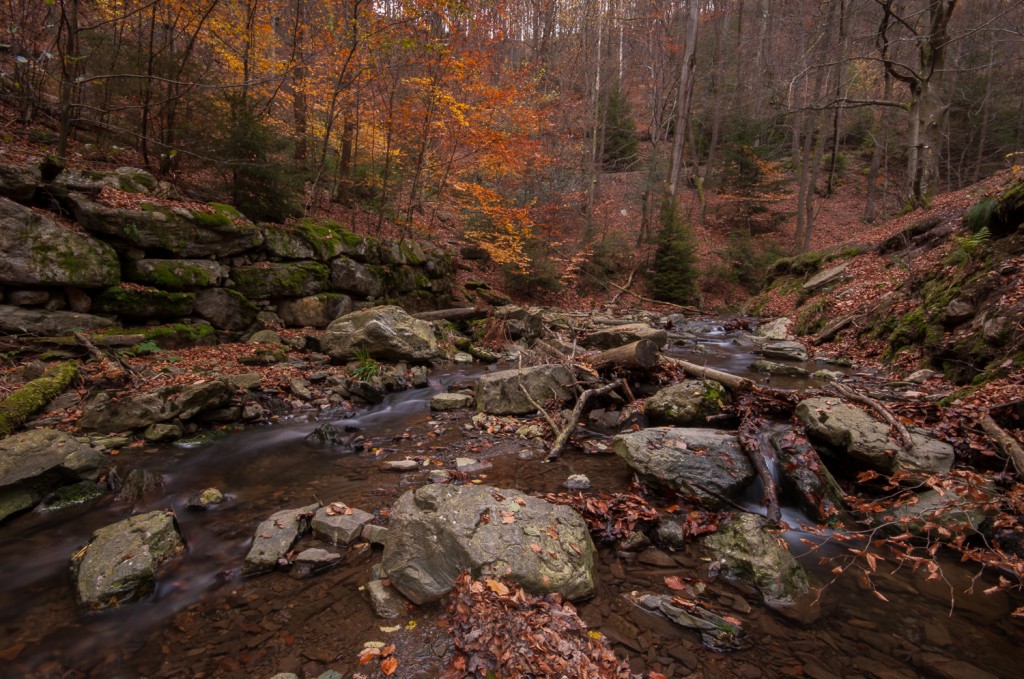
[980,413,1024,476]
[667,358,754,392]
[412,307,488,323]
[812,314,858,345]
[0,361,78,438]
[589,339,660,372]
[548,379,626,460]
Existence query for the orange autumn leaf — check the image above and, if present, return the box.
[485,579,509,596]
[381,644,395,657]
[664,576,687,591]
[381,656,398,676]
[357,647,379,664]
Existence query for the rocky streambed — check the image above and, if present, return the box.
[0,314,1022,679]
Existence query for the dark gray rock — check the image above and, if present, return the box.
[475,364,574,416]
[750,360,810,377]
[243,504,318,574]
[71,510,185,610]
[330,256,383,299]
[277,294,352,328]
[124,259,223,291]
[703,513,820,623]
[291,548,341,578]
[0,197,120,287]
[796,397,954,477]
[322,305,439,362]
[79,379,234,433]
[193,288,258,331]
[367,579,408,619]
[0,305,116,335]
[382,484,595,604]
[613,427,755,506]
[113,469,165,504]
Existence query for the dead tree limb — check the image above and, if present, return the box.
[548,379,625,460]
[413,307,488,323]
[813,314,858,345]
[666,357,754,392]
[738,414,782,526]
[610,267,637,305]
[980,412,1024,476]
[518,381,560,436]
[830,382,914,450]
[589,339,660,372]
[74,331,138,385]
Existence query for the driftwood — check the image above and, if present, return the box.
[547,379,626,460]
[830,382,914,450]
[667,357,754,392]
[589,339,660,372]
[413,307,488,323]
[738,418,782,526]
[980,413,1024,476]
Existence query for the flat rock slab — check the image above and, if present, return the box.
[754,317,795,341]
[803,262,849,291]
[243,504,318,574]
[760,341,809,362]
[0,305,116,336]
[382,484,595,604]
[0,428,104,488]
[311,504,374,545]
[613,428,755,506]
[71,510,185,610]
[582,323,669,350]
[796,397,954,477]
[292,548,342,578]
[750,360,809,377]
[430,392,474,411]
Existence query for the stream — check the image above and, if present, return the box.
[1,320,1022,678]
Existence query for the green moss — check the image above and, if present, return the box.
[795,297,831,335]
[127,261,216,291]
[0,361,78,437]
[964,198,997,234]
[38,481,104,511]
[208,202,244,220]
[231,262,330,298]
[191,210,232,229]
[93,286,195,319]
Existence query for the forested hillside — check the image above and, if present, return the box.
[4,0,1024,303]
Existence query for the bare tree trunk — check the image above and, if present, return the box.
[668,0,700,198]
[57,0,81,160]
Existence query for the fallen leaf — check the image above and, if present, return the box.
[664,576,687,591]
[486,579,509,596]
[381,656,398,676]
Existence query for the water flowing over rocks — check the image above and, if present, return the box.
[796,397,954,476]
[381,484,595,604]
[613,427,755,506]
[71,510,185,610]
[702,513,820,624]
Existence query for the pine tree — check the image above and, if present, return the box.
[602,87,639,172]
[651,199,699,305]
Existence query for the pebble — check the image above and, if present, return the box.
[565,474,591,490]
[382,459,419,471]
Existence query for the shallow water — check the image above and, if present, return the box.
[1,322,1022,678]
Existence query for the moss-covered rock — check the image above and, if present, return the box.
[230,261,329,299]
[277,293,352,328]
[124,259,222,291]
[0,361,79,438]
[0,197,120,287]
[92,285,195,319]
[645,380,727,426]
[70,195,263,257]
[193,288,258,331]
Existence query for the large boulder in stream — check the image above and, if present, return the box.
[321,305,438,362]
[475,364,574,416]
[703,513,820,624]
[613,428,755,506]
[582,322,668,350]
[645,379,727,426]
[71,510,185,610]
[796,397,954,477]
[759,341,809,362]
[381,484,596,604]
[0,429,106,522]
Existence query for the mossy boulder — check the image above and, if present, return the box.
[92,285,195,320]
[0,197,119,287]
[645,379,727,426]
[70,194,263,257]
[230,261,329,299]
[124,259,223,291]
[329,256,384,299]
[71,510,185,610]
[382,484,596,603]
[322,305,439,362]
